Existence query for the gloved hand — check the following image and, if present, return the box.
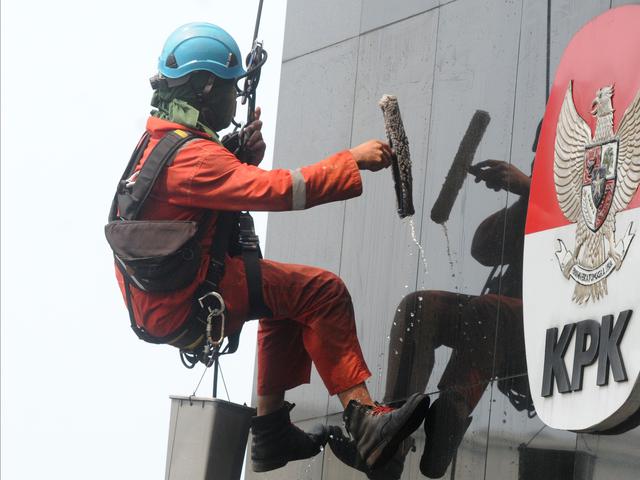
[468,160,530,196]
[349,140,393,172]
[239,106,267,166]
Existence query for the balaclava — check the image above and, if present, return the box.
[151,71,237,138]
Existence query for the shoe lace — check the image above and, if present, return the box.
[371,404,395,415]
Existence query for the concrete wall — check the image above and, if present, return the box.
[247,1,640,479]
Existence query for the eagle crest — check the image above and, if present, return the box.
[554,82,640,304]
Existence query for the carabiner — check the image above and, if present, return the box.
[198,291,226,317]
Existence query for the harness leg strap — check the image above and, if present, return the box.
[239,212,272,319]
[243,249,272,319]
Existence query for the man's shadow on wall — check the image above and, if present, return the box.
[384,125,541,479]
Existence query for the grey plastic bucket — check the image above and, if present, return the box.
[165,396,255,480]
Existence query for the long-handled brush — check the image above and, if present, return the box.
[379,94,415,219]
[430,110,491,224]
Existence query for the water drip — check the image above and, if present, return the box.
[441,223,457,282]
[408,217,429,275]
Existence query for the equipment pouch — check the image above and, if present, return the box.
[105,220,202,293]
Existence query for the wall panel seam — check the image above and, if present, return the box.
[415,7,441,292]
[484,2,527,478]
[281,0,459,65]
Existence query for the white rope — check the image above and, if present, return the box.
[192,363,209,397]
[218,362,231,402]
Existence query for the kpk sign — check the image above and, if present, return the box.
[524,5,640,433]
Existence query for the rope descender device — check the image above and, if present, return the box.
[221,0,268,156]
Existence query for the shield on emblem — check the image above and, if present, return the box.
[582,141,618,231]
[591,166,606,206]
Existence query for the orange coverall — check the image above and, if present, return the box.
[115,117,371,395]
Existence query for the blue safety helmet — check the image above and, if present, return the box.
[158,22,246,81]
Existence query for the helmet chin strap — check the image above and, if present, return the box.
[191,74,223,132]
[200,75,216,100]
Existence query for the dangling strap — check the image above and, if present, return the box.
[198,211,272,321]
[238,212,272,319]
[108,132,150,222]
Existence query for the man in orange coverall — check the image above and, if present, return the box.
[114,23,429,477]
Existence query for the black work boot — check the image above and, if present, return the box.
[420,397,472,478]
[251,402,331,472]
[328,425,415,480]
[343,392,430,470]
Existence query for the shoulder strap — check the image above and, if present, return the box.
[108,132,150,222]
[117,129,199,221]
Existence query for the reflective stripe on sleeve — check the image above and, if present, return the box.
[290,169,307,210]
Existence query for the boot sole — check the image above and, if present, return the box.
[367,393,430,470]
[252,458,288,473]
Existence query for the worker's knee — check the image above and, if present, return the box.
[392,291,424,335]
[316,270,349,296]
[464,294,500,319]
[307,270,354,316]
[398,291,421,312]
[396,290,440,318]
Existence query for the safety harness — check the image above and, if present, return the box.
[107,128,271,366]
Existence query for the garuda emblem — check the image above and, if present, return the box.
[554,82,640,304]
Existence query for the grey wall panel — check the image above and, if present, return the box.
[359,0,440,33]
[335,9,439,414]
[265,38,360,422]
[548,0,610,93]
[282,0,362,61]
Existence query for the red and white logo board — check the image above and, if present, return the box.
[524,5,640,432]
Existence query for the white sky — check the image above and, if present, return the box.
[1,1,287,478]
